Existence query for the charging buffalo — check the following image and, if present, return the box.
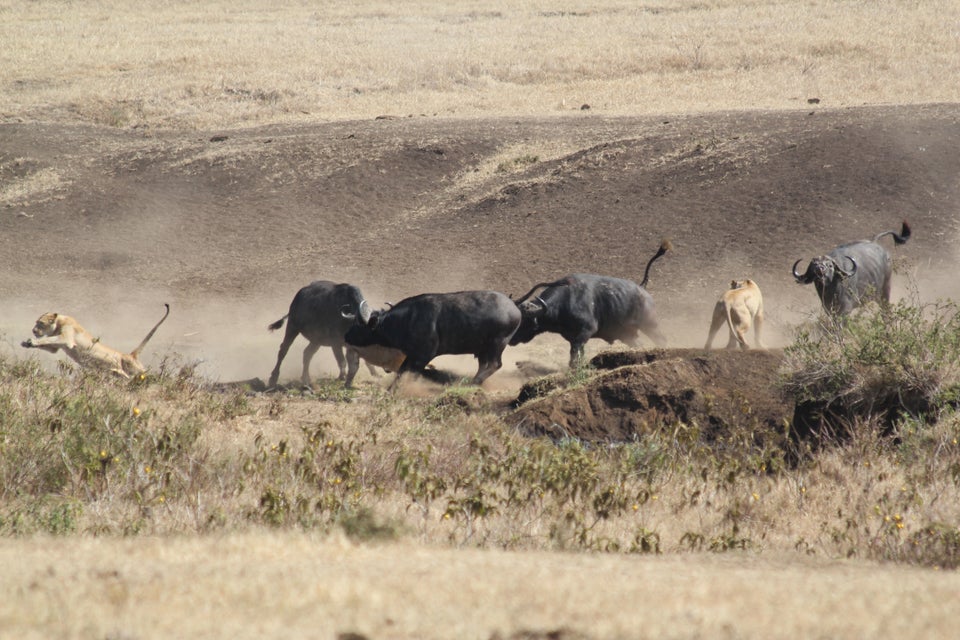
[511,240,671,366]
[792,221,911,316]
[267,280,396,388]
[344,290,521,386]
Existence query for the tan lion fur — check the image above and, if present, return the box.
[22,304,170,378]
[704,280,765,350]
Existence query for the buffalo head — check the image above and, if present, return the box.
[517,295,548,317]
[343,310,384,348]
[792,255,857,285]
[509,294,549,346]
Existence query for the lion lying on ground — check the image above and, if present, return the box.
[704,279,764,350]
[22,304,170,378]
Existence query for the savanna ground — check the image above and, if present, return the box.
[3,1,960,638]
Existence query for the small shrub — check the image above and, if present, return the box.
[904,522,960,569]
[337,507,404,542]
[781,300,960,439]
[0,498,82,536]
[496,154,539,173]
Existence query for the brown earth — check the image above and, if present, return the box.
[3,103,960,433]
[510,348,791,444]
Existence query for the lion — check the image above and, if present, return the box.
[704,279,764,350]
[21,304,170,378]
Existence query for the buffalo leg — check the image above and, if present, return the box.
[300,341,322,387]
[473,344,506,385]
[881,276,893,306]
[640,319,668,348]
[344,347,361,388]
[473,359,499,385]
[568,341,587,368]
[390,357,430,391]
[330,344,348,381]
[621,331,641,349]
[268,324,301,388]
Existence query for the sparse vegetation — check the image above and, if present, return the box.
[781,299,960,435]
[4,303,960,572]
[496,155,539,173]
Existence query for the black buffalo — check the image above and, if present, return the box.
[792,221,911,316]
[267,280,389,388]
[344,290,521,386]
[511,240,671,366]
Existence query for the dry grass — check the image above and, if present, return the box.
[4,352,960,556]
[2,0,959,129]
[3,532,960,640]
[4,309,960,639]
[5,303,960,636]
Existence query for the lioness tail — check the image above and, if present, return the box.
[131,304,171,358]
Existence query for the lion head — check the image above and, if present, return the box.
[32,313,61,338]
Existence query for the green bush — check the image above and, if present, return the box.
[781,300,960,429]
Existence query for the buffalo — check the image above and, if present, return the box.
[267,280,400,388]
[344,290,521,386]
[510,240,671,366]
[792,221,911,315]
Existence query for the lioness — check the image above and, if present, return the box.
[22,304,170,378]
[704,280,764,350]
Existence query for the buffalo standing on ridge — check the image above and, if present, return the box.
[792,221,911,316]
[510,240,671,367]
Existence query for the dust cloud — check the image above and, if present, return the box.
[4,238,959,389]
[0,279,934,389]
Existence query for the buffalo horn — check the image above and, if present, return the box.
[792,259,811,283]
[837,256,857,278]
[528,295,548,312]
[358,299,372,324]
[514,278,569,305]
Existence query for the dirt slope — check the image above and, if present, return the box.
[511,348,791,443]
[2,104,959,381]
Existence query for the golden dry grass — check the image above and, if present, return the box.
[2,0,959,128]
[4,532,960,640]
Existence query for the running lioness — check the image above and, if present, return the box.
[22,304,170,378]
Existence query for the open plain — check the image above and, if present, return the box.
[3,1,960,638]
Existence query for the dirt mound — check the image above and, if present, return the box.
[509,349,791,443]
